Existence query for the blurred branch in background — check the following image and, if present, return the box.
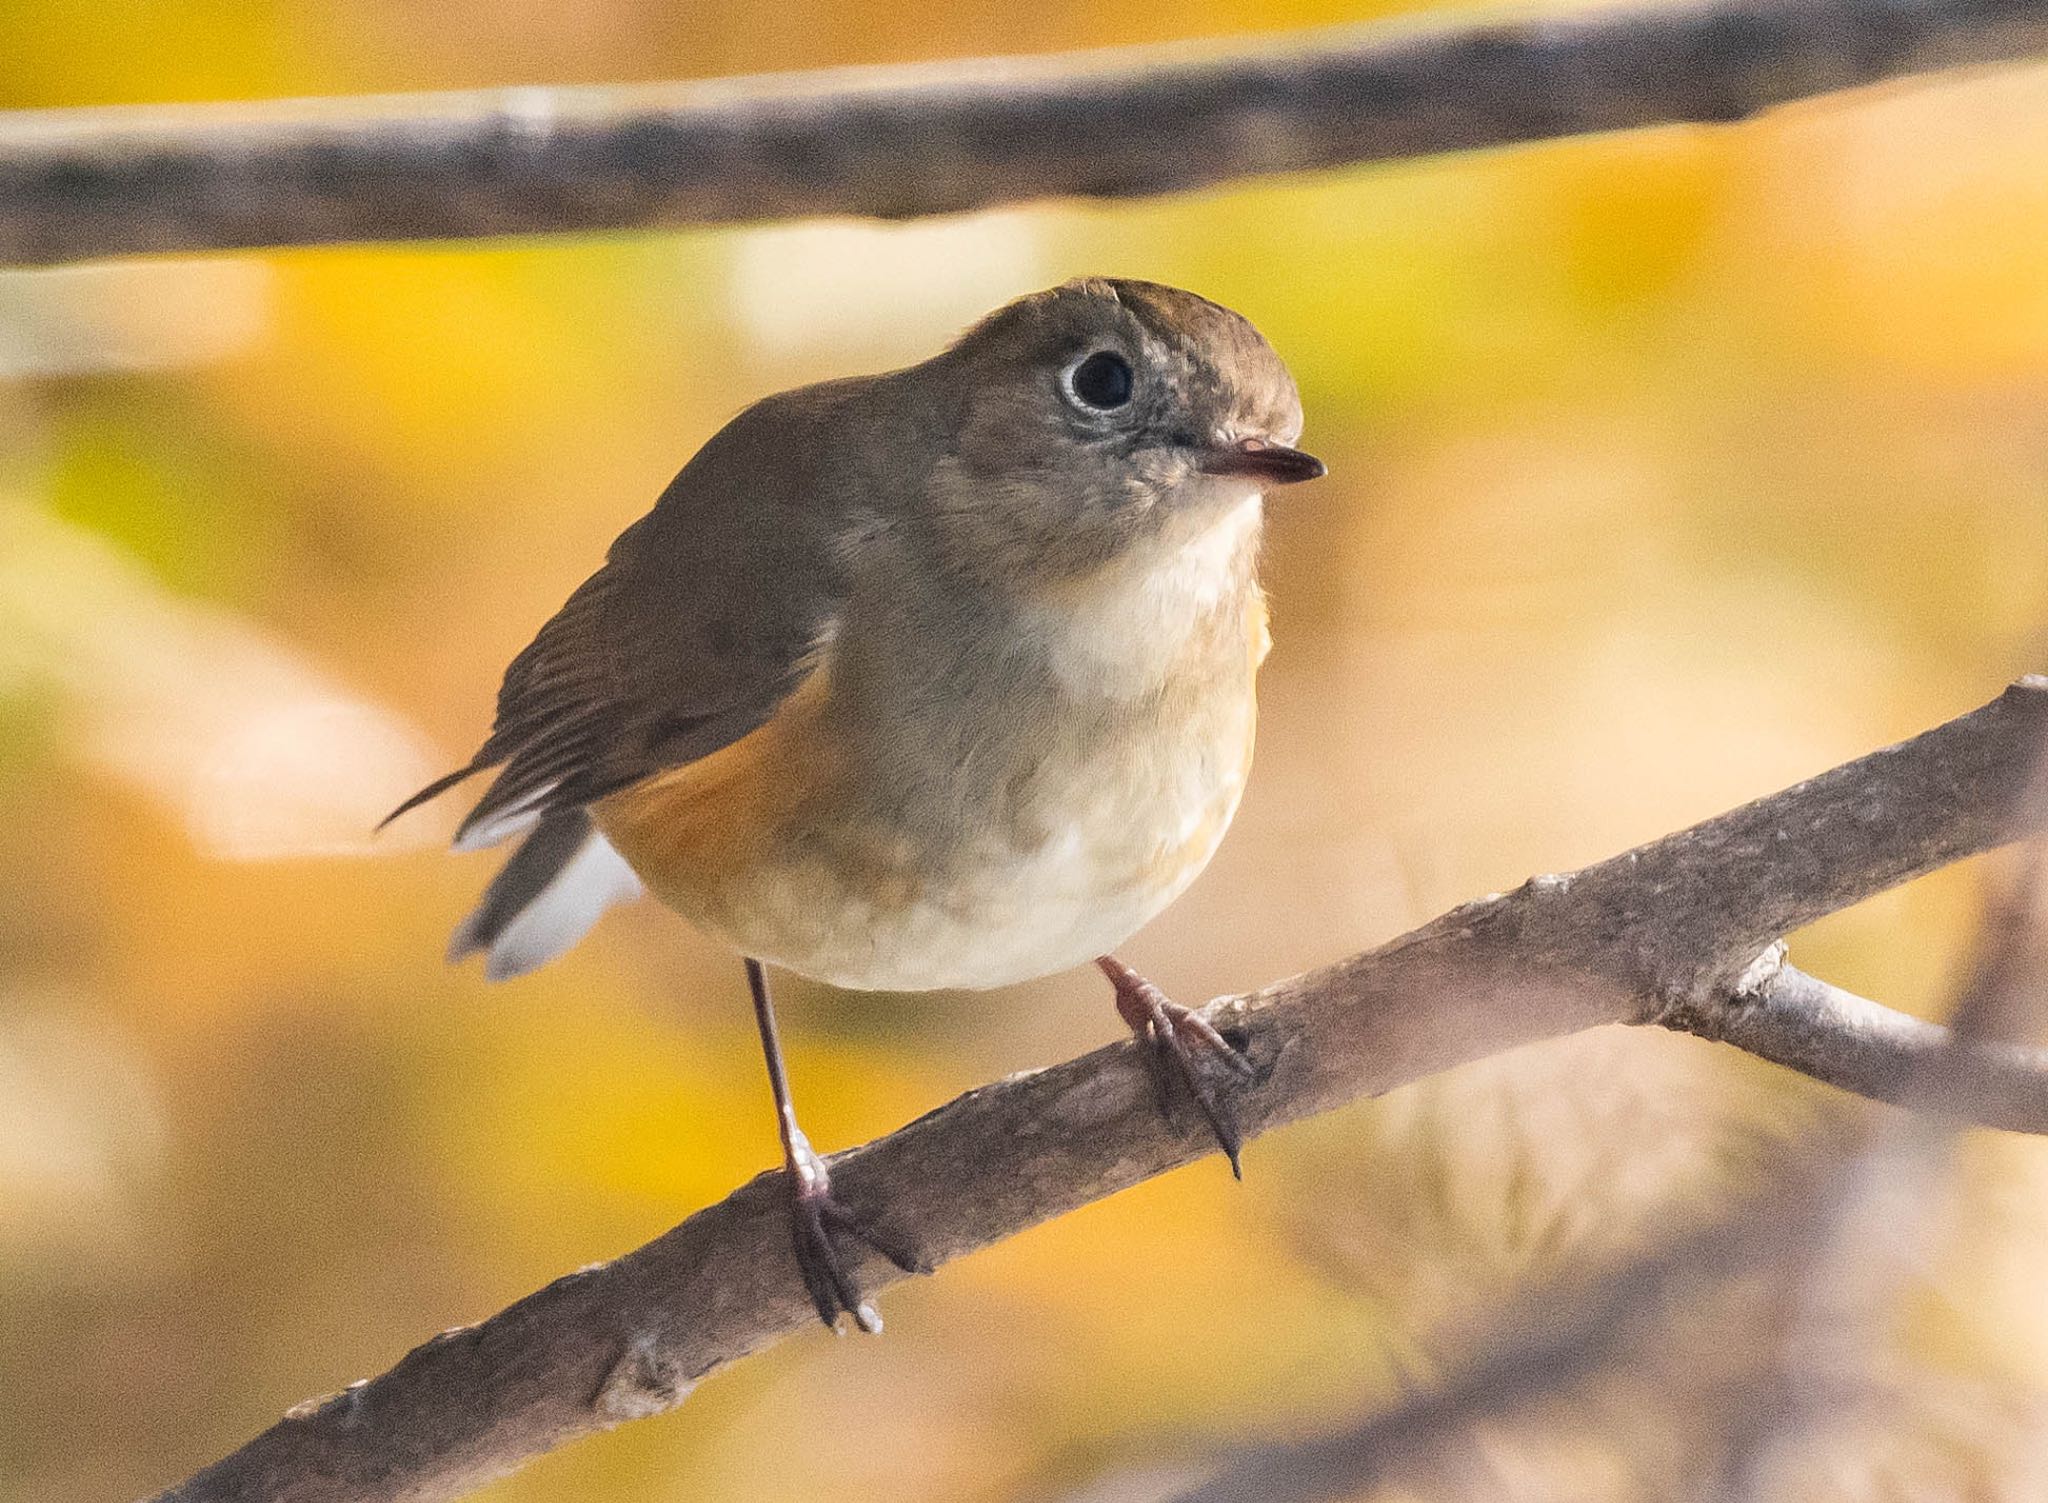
[1155,789,2048,1503]
[156,678,2048,1503]
[1707,834,2048,1500]
[1156,1169,1836,1503]
[5,0,2048,265]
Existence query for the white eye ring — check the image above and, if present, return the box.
[1059,349,1135,412]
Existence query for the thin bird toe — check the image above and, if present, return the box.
[788,1181,928,1331]
[1129,996,1255,1173]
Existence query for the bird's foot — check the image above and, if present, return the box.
[784,1137,929,1334]
[1097,955,1258,1178]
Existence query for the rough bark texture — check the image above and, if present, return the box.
[154,677,2048,1503]
[7,0,2048,265]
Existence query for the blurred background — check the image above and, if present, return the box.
[4,1,2048,1499]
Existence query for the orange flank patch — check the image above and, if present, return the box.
[593,671,835,925]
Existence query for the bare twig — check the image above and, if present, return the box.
[1660,957,2048,1133]
[8,0,2048,265]
[150,678,2048,1503]
[1097,767,2048,1503]
[1158,853,2048,1503]
[1706,833,2048,1501]
[1162,1173,1834,1503]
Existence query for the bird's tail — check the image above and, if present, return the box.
[447,807,642,981]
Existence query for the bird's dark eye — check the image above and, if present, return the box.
[1063,350,1134,412]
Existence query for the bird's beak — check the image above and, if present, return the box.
[1198,437,1327,486]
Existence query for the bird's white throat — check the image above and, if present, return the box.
[1025,493,1265,699]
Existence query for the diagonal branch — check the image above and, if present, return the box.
[1164,1174,1832,1503]
[1661,953,2048,1132]
[1162,807,2048,1503]
[153,677,2048,1503]
[9,0,2048,265]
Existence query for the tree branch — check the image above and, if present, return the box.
[151,676,2048,1503]
[1166,830,2048,1503]
[1661,953,2048,1131]
[9,0,2048,266]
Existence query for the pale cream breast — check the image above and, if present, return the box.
[596,498,1268,992]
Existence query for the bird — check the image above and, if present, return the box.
[385,277,1325,1332]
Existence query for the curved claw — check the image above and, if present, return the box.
[787,1159,929,1334]
[1098,956,1257,1178]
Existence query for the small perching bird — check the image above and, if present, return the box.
[388,278,1325,1330]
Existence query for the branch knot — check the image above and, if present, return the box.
[593,1333,692,1425]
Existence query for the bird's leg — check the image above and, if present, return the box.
[1096,954,1258,1179]
[745,958,927,1333]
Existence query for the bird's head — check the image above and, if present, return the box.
[906,278,1323,590]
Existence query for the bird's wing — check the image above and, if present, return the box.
[386,390,851,849]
